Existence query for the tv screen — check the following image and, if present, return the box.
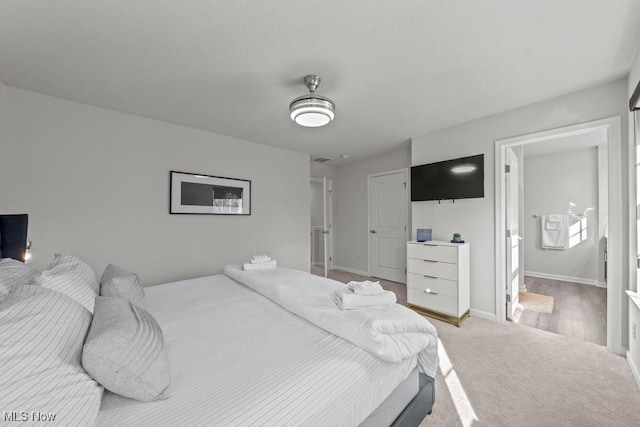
[411,154,484,201]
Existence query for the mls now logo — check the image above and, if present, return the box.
[3,411,57,422]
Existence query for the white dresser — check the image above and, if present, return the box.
[406,240,470,327]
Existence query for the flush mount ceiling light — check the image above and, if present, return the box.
[289,75,335,127]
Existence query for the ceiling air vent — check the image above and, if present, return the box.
[313,157,332,163]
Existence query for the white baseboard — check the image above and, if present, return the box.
[470,308,497,321]
[627,351,640,391]
[333,265,371,277]
[524,271,605,287]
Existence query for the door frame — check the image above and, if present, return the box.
[494,116,623,354]
[311,177,334,271]
[367,168,410,280]
[505,147,521,320]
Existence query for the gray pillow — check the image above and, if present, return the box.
[82,296,171,402]
[0,258,39,300]
[100,263,145,307]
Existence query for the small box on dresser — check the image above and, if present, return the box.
[406,240,470,327]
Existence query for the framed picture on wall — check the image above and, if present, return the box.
[170,171,251,215]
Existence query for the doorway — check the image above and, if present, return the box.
[495,116,623,354]
[509,136,608,346]
[310,177,333,277]
[368,169,409,283]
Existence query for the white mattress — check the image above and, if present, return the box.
[96,275,417,427]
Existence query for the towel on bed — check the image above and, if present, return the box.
[250,255,272,264]
[332,289,396,310]
[347,280,384,296]
[223,265,439,377]
[243,260,277,271]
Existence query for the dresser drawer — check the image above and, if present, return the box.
[407,258,458,281]
[407,273,457,298]
[407,243,457,264]
[408,288,459,316]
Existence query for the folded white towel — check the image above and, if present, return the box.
[545,221,560,230]
[223,265,439,376]
[541,214,569,250]
[547,214,562,222]
[250,256,272,264]
[332,289,397,310]
[347,280,385,296]
[243,260,277,271]
[252,255,270,262]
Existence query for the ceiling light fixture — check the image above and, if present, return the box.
[290,75,335,127]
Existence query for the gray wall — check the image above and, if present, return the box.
[629,52,640,293]
[411,78,629,319]
[523,147,601,284]
[0,85,310,285]
[334,148,410,274]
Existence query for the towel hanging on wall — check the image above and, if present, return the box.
[541,214,569,250]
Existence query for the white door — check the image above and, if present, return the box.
[505,148,521,320]
[368,170,408,283]
[322,177,333,278]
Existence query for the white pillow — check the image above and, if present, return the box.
[0,258,39,300]
[34,254,99,313]
[0,284,103,425]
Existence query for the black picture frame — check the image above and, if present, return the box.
[169,171,251,215]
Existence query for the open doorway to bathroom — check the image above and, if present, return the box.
[496,117,624,354]
[514,133,607,346]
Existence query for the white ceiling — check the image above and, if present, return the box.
[1,1,639,165]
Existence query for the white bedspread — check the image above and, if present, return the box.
[96,275,417,427]
[223,266,439,377]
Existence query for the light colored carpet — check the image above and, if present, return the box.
[519,291,555,314]
[421,316,640,426]
[312,268,640,426]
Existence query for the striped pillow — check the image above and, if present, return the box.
[100,264,145,307]
[0,258,39,301]
[0,285,103,425]
[34,254,99,313]
[83,296,171,402]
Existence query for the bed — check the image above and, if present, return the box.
[0,214,437,426]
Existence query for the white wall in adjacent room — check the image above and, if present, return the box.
[523,146,602,285]
[310,161,336,180]
[0,86,310,285]
[411,78,628,321]
[310,181,325,227]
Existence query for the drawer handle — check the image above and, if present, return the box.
[423,243,438,247]
[424,288,439,295]
[423,275,438,279]
[423,259,438,263]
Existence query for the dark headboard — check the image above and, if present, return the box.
[0,214,28,262]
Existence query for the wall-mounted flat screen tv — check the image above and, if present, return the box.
[411,154,484,201]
